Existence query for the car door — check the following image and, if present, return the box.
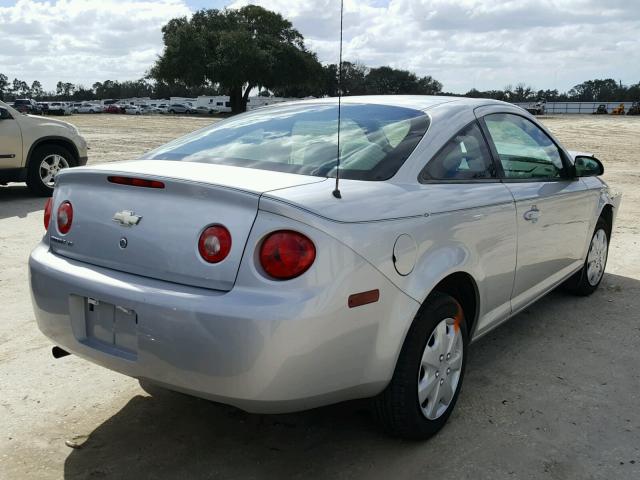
[419,120,517,337]
[0,107,22,169]
[479,111,593,312]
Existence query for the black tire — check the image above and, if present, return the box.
[373,292,468,439]
[563,218,610,296]
[26,144,75,197]
[169,109,175,114]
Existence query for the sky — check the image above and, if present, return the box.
[0,0,638,94]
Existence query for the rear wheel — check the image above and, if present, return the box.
[564,218,610,295]
[26,145,75,196]
[373,292,468,439]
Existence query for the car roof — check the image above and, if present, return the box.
[275,95,511,112]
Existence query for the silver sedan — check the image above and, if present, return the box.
[29,96,620,439]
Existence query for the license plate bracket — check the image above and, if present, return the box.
[83,297,138,358]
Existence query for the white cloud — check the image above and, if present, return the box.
[1,0,639,93]
[231,0,640,93]
[0,0,190,90]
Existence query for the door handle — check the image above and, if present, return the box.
[523,206,540,223]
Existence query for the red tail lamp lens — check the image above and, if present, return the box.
[259,230,316,280]
[108,176,165,189]
[44,198,52,230]
[198,225,232,263]
[57,201,73,234]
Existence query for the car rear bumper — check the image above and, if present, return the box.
[29,241,419,413]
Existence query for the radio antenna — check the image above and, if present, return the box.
[332,0,344,199]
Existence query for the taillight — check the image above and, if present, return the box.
[57,201,73,234]
[108,176,165,189]
[44,198,52,230]
[198,225,232,263]
[259,230,316,280]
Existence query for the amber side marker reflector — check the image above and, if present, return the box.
[348,289,380,308]
[108,176,165,189]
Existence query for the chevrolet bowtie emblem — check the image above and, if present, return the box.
[112,210,142,227]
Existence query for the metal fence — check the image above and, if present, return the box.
[514,101,636,114]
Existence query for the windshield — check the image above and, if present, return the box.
[143,102,430,181]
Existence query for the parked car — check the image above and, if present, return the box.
[156,103,169,113]
[13,99,43,115]
[123,105,142,115]
[72,103,101,114]
[104,104,123,114]
[167,103,195,114]
[139,105,160,114]
[0,100,87,195]
[29,96,620,439]
[47,102,72,116]
[194,106,215,115]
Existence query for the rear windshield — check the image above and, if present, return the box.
[142,103,430,181]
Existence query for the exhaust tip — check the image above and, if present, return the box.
[52,346,70,359]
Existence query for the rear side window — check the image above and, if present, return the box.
[420,122,496,181]
[144,103,430,181]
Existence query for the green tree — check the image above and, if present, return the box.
[464,88,508,101]
[0,73,9,100]
[338,61,368,95]
[626,82,640,101]
[30,80,44,99]
[510,83,535,102]
[364,66,442,95]
[56,81,75,99]
[322,64,339,97]
[271,63,335,98]
[415,75,443,95]
[150,6,322,113]
[568,79,621,102]
[12,78,30,98]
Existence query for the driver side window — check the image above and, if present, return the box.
[483,114,565,180]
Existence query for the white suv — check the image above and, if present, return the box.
[72,103,101,114]
[0,100,88,196]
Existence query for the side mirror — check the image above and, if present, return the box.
[574,155,604,177]
[0,107,11,120]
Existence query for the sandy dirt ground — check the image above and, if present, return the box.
[1,114,639,479]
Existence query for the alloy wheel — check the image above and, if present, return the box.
[40,154,69,187]
[587,228,608,286]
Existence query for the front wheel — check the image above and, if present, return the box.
[26,145,74,196]
[564,218,610,295]
[373,292,468,439]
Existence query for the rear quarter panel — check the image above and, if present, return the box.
[260,181,517,341]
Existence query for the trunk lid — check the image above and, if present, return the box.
[50,161,325,290]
